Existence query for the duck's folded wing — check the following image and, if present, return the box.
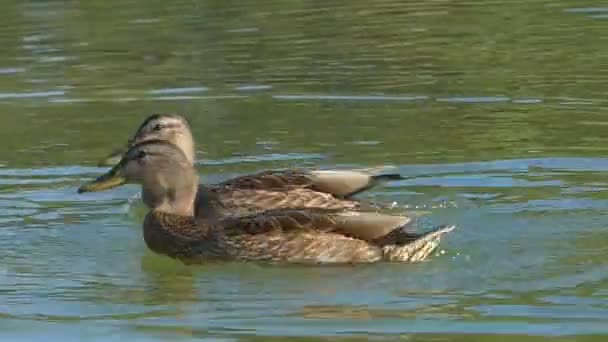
[306,168,403,197]
[217,167,403,198]
[219,209,411,242]
[217,170,313,191]
[211,188,361,213]
[331,211,411,241]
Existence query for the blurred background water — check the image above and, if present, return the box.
[1,0,608,341]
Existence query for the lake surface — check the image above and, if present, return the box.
[1,0,608,340]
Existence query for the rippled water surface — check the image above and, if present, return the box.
[1,0,608,340]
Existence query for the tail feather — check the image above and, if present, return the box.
[381,225,456,262]
[370,173,405,182]
[308,166,404,198]
[349,166,400,176]
[343,172,405,198]
[412,224,456,244]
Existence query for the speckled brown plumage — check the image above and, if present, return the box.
[204,186,360,216]
[97,114,402,217]
[81,139,456,265]
[191,168,402,218]
[214,170,315,191]
[143,209,455,264]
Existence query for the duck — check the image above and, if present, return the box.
[78,140,454,264]
[96,113,404,217]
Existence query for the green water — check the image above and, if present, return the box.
[1,0,608,340]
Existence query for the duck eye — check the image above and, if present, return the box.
[152,123,163,131]
[137,150,147,159]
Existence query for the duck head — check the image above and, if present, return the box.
[98,114,195,167]
[81,140,198,216]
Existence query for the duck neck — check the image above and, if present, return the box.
[142,166,199,217]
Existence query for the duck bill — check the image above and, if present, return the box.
[97,146,128,167]
[78,167,127,193]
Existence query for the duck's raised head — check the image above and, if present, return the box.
[98,114,195,167]
[81,140,198,216]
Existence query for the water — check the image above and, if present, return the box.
[0,0,608,340]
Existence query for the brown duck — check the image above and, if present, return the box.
[96,114,404,217]
[79,140,455,264]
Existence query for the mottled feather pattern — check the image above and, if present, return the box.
[219,208,341,236]
[143,212,200,259]
[143,211,452,264]
[382,225,455,262]
[212,188,360,213]
[224,231,383,263]
[88,115,454,265]
[217,170,315,191]
[189,169,395,218]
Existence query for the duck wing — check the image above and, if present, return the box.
[216,167,403,198]
[306,168,403,198]
[208,187,361,215]
[219,209,411,242]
